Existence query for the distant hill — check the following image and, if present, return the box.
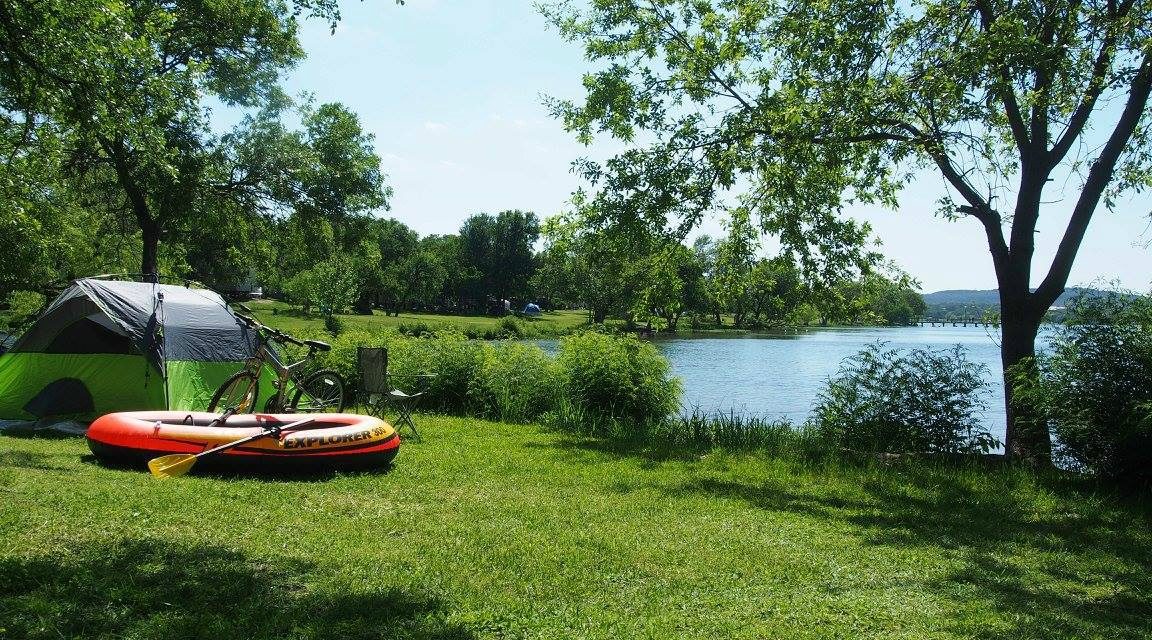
[922,287,1123,320]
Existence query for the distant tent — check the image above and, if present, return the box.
[0,278,271,422]
[521,302,541,316]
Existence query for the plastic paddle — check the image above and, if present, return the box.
[146,405,244,477]
[147,417,316,478]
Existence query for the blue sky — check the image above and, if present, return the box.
[270,0,1150,293]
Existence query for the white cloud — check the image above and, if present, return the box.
[424,121,447,133]
[522,139,551,154]
[490,114,545,130]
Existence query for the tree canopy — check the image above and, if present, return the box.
[0,0,389,282]
[458,210,541,304]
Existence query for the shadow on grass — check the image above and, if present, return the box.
[81,447,395,483]
[668,464,1152,639]
[189,464,395,483]
[0,539,473,640]
[0,449,73,472]
[0,427,83,440]
[524,435,702,467]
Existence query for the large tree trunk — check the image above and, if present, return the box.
[104,136,161,278]
[354,290,373,315]
[998,303,1051,463]
[140,221,160,277]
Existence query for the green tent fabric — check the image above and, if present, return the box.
[0,278,270,422]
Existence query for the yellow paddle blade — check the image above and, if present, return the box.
[148,454,197,479]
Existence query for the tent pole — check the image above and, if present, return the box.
[152,277,170,411]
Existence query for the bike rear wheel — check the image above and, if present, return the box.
[290,369,346,413]
[208,371,259,413]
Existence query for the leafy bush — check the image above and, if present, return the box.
[475,341,561,422]
[499,315,525,338]
[284,255,359,315]
[493,317,543,340]
[555,331,681,433]
[324,314,344,337]
[299,328,683,435]
[1031,290,1152,486]
[813,343,997,454]
[396,321,433,337]
[283,271,318,311]
[388,331,486,415]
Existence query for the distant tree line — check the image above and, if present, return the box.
[269,205,923,327]
[271,209,542,317]
[533,208,924,330]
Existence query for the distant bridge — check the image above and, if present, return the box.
[917,317,1000,328]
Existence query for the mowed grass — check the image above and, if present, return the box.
[243,299,589,338]
[2,418,1150,639]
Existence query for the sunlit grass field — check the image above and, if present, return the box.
[242,299,589,338]
[2,417,1149,639]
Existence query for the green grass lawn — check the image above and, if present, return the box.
[243,299,589,338]
[2,418,1150,639]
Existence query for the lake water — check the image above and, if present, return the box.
[543,325,1011,443]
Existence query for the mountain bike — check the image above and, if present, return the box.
[207,305,347,414]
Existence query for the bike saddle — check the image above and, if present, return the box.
[302,339,331,352]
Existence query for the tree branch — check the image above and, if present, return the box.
[647,1,755,113]
[973,0,1030,151]
[0,0,81,87]
[1048,0,1134,168]
[1035,51,1152,308]
[926,136,1010,271]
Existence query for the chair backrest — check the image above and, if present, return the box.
[357,346,390,394]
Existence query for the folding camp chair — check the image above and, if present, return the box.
[357,346,425,439]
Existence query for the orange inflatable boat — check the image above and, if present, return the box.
[87,411,399,473]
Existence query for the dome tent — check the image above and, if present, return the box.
[0,278,270,423]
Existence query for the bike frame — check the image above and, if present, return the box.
[240,327,320,411]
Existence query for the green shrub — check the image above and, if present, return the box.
[499,315,524,338]
[323,314,344,337]
[493,316,539,340]
[475,342,561,422]
[302,329,683,435]
[389,331,485,415]
[397,321,432,337]
[813,343,997,454]
[555,331,681,433]
[1032,290,1152,486]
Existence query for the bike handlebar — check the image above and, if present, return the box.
[232,303,315,349]
[275,331,306,348]
[234,311,307,348]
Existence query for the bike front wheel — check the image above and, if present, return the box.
[290,369,347,413]
[208,371,260,413]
